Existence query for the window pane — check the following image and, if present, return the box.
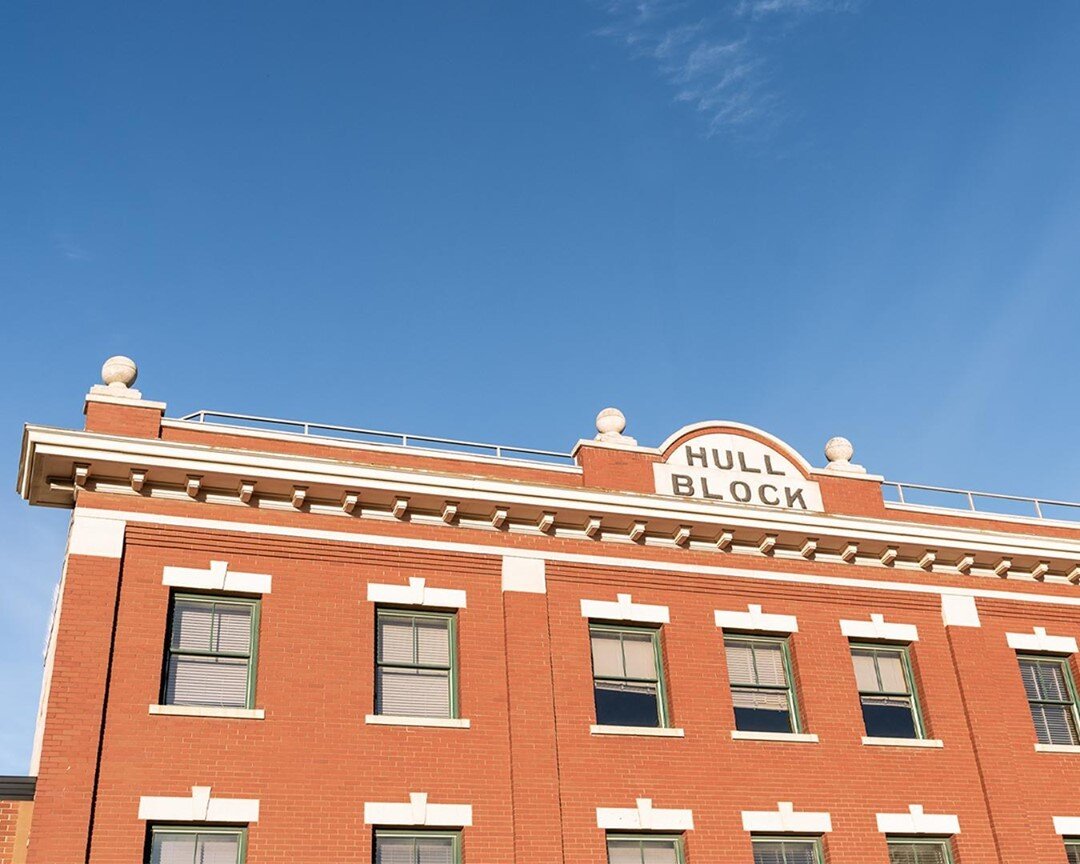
[888,841,949,864]
[415,836,455,864]
[877,652,909,693]
[1031,703,1080,746]
[1034,661,1069,701]
[166,655,249,708]
[212,604,252,654]
[1066,843,1080,864]
[622,633,658,680]
[607,839,643,864]
[151,832,198,864]
[852,650,879,692]
[415,618,450,667]
[861,695,918,738]
[640,839,680,864]
[591,631,625,679]
[733,689,794,733]
[753,840,817,864]
[378,616,416,665]
[375,836,416,864]
[595,680,660,727]
[377,667,451,717]
[752,643,787,687]
[196,833,241,864]
[725,641,755,685]
[171,602,214,652]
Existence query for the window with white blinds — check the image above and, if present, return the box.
[886,838,952,864]
[148,826,246,864]
[590,625,667,728]
[374,831,460,864]
[751,837,822,864]
[376,610,457,718]
[163,595,259,709]
[1067,840,1080,864]
[851,644,923,739]
[1018,655,1080,746]
[725,636,800,734]
[606,834,683,864]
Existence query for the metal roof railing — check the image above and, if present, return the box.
[176,410,577,466]
[883,481,1080,524]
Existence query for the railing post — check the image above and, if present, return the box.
[1034,500,1044,519]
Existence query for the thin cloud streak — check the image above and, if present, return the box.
[594,0,860,136]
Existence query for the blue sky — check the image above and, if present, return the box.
[2,0,1080,772]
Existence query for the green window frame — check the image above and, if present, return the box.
[375,608,459,719]
[606,833,684,863]
[751,836,824,863]
[374,829,461,864]
[725,634,801,734]
[589,623,670,728]
[1018,654,1080,746]
[886,838,953,864]
[147,824,247,863]
[163,593,260,710]
[1066,839,1080,864]
[851,643,924,739]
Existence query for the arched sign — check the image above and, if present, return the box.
[653,429,823,512]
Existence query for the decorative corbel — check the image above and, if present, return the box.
[628,522,647,543]
[238,480,255,503]
[800,539,818,560]
[674,526,692,548]
[291,487,308,510]
[1067,566,1080,585]
[758,534,777,555]
[342,492,360,514]
[955,554,974,575]
[490,507,508,529]
[537,512,556,534]
[73,464,90,488]
[186,476,202,498]
[392,498,409,519]
[1031,561,1050,581]
[584,517,602,539]
[715,530,734,551]
[130,468,147,493]
[841,543,858,564]
[993,558,1011,578]
[918,550,936,571]
[441,502,459,524]
[879,546,898,566]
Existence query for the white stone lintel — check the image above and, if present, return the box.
[876,804,960,835]
[1054,816,1080,835]
[715,604,798,634]
[596,798,693,831]
[581,593,668,624]
[941,594,981,628]
[364,792,472,827]
[367,577,466,609]
[163,560,271,594]
[741,802,831,834]
[840,614,918,643]
[1006,627,1078,655]
[501,556,546,594]
[138,786,259,823]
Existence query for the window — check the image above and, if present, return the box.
[590,625,668,727]
[163,595,259,709]
[148,826,246,864]
[886,838,952,864]
[1018,655,1080,746]
[1067,840,1080,864]
[376,610,457,718]
[725,636,800,733]
[374,831,460,864]
[851,644,922,739]
[606,835,683,864]
[751,837,822,864]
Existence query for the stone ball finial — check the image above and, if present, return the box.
[824,436,866,473]
[101,355,138,389]
[596,407,627,436]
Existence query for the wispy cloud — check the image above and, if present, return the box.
[52,232,90,261]
[594,0,859,136]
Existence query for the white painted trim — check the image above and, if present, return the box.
[862,737,943,748]
[741,802,831,834]
[840,614,918,643]
[655,421,816,474]
[70,508,1080,611]
[1053,816,1080,835]
[149,705,264,720]
[365,715,470,729]
[366,577,466,609]
[715,604,798,634]
[875,805,960,835]
[731,730,819,743]
[581,593,668,624]
[1007,627,1078,655]
[941,594,981,628]
[68,514,125,558]
[363,792,472,827]
[162,560,271,594]
[1035,743,1080,754]
[596,798,694,831]
[501,556,546,594]
[138,786,259,822]
[590,725,685,737]
[86,393,167,410]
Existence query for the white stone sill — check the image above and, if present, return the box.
[590,725,685,738]
[862,736,943,748]
[1035,743,1080,754]
[731,730,819,743]
[365,714,471,729]
[149,704,264,720]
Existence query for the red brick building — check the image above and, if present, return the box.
[12,356,1080,863]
